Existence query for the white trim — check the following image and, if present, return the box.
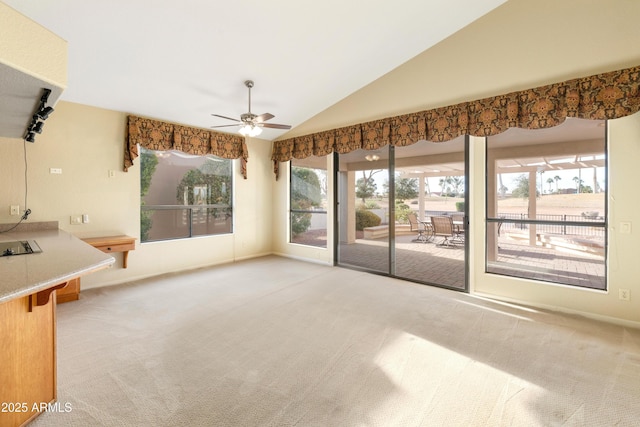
[471,291,640,329]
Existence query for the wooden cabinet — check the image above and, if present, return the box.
[55,277,79,303]
[57,235,135,304]
[0,287,58,427]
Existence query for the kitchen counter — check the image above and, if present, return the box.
[0,228,115,304]
[0,225,115,426]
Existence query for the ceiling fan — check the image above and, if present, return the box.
[211,80,291,137]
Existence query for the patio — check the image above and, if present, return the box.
[336,231,605,291]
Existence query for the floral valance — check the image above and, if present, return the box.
[271,64,640,178]
[125,115,249,179]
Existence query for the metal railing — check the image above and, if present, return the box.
[488,213,605,237]
[141,204,232,242]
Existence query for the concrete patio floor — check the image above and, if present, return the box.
[338,233,605,290]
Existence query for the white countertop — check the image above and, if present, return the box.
[0,229,115,303]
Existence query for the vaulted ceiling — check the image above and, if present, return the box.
[2,0,506,140]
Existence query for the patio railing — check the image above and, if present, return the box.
[494,213,605,237]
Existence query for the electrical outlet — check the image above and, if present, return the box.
[108,170,116,178]
[620,222,632,234]
[70,215,82,225]
[619,289,630,301]
[50,167,62,174]
[10,205,20,216]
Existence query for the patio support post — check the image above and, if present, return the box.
[418,174,425,221]
[487,152,498,262]
[529,170,537,246]
[346,171,356,244]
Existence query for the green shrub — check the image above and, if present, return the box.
[455,201,465,212]
[395,202,412,223]
[291,199,312,236]
[355,209,382,230]
[364,200,381,209]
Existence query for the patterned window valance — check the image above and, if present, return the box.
[125,115,249,179]
[271,65,640,178]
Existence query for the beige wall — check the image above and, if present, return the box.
[0,101,273,289]
[272,0,640,325]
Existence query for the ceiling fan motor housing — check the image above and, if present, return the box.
[240,113,257,124]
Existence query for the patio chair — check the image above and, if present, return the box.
[431,215,463,246]
[450,213,466,241]
[408,212,431,242]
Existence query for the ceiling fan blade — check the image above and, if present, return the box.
[211,124,240,128]
[261,123,292,130]
[254,113,275,123]
[211,114,240,122]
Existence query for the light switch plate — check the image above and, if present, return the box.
[620,222,632,234]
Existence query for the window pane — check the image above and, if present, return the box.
[140,148,233,242]
[142,208,190,241]
[191,207,233,236]
[486,118,606,289]
[290,157,327,248]
[486,224,605,289]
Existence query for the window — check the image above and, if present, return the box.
[140,148,233,242]
[486,118,606,290]
[290,157,327,248]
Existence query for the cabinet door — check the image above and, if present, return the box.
[0,294,56,426]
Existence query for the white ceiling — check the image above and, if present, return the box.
[3,0,506,141]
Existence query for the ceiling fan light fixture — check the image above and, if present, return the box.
[239,123,262,137]
[365,154,380,161]
[211,80,291,136]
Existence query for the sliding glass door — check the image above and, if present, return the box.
[335,138,468,291]
[336,148,390,274]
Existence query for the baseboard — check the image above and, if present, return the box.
[83,253,278,290]
[233,252,274,262]
[470,291,640,329]
[272,251,333,266]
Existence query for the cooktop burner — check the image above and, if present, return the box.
[0,240,42,257]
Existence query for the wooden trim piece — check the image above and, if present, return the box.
[29,283,67,311]
[81,235,135,268]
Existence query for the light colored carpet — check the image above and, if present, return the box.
[31,255,640,426]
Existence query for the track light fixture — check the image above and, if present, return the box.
[41,88,51,103]
[36,106,54,120]
[24,87,55,143]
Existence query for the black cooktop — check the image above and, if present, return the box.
[0,240,42,257]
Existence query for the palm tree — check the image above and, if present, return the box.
[573,176,583,193]
[546,177,554,193]
[554,175,561,192]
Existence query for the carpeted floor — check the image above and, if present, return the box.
[31,255,640,426]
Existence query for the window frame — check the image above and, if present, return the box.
[289,158,328,248]
[485,122,608,290]
[140,147,234,243]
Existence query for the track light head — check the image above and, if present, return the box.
[40,88,51,103]
[33,121,44,134]
[36,106,54,120]
[25,132,36,143]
